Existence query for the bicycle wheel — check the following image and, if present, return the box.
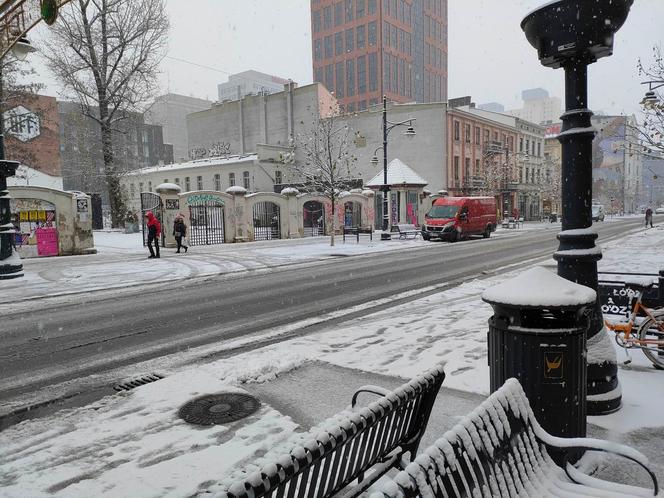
[637,310,664,369]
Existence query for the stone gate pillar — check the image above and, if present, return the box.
[156,183,182,248]
[226,186,248,242]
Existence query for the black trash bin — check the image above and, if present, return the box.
[482,267,596,464]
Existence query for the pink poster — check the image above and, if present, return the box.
[36,228,59,257]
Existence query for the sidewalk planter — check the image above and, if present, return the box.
[482,266,596,464]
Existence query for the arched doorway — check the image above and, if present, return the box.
[253,201,281,240]
[303,200,325,237]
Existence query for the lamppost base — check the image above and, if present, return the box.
[381,232,392,241]
[0,262,24,279]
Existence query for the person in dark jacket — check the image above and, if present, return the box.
[645,207,654,228]
[145,211,161,258]
[173,214,188,253]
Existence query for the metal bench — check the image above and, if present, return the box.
[370,378,658,498]
[395,224,420,239]
[220,364,446,498]
[343,225,373,243]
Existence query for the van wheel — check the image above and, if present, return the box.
[483,226,491,238]
[450,230,459,243]
[422,233,431,241]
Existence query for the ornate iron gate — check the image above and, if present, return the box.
[140,192,164,247]
[188,200,225,245]
[303,200,325,237]
[253,202,281,241]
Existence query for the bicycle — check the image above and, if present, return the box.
[604,279,664,369]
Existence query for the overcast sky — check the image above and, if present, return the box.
[28,0,664,117]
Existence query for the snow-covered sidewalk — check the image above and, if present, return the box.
[1,222,663,496]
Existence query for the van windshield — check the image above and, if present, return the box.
[592,206,601,214]
[427,205,459,219]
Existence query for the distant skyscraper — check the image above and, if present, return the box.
[478,102,505,113]
[509,88,562,125]
[217,70,291,102]
[310,0,448,112]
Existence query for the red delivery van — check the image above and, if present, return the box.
[422,196,497,242]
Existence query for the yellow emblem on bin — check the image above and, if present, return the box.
[544,353,563,379]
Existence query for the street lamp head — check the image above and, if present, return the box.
[11,36,37,61]
[641,90,660,109]
[370,155,379,166]
[404,126,416,138]
[521,0,633,69]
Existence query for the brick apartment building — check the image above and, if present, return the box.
[447,106,520,216]
[311,0,447,112]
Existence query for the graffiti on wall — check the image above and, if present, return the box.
[188,142,232,160]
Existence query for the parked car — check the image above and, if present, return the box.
[656,206,664,214]
[591,204,605,222]
[422,196,497,242]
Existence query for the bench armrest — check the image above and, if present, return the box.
[351,385,392,408]
[563,447,659,497]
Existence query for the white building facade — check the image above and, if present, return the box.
[217,70,292,102]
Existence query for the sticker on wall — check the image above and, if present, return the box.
[77,199,88,212]
[165,199,180,210]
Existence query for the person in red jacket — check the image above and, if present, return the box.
[145,211,161,258]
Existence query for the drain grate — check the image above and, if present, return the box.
[113,373,164,392]
[178,393,261,425]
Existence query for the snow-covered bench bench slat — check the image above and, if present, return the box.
[370,378,659,498]
[221,364,446,498]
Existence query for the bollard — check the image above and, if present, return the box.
[482,267,596,465]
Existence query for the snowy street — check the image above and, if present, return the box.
[1,218,663,496]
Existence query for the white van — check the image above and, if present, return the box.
[592,204,605,222]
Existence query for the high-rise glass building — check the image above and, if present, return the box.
[311,0,447,112]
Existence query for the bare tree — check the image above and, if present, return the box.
[293,108,358,246]
[637,45,664,156]
[42,0,169,227]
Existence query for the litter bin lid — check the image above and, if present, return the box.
[482,266,596,309]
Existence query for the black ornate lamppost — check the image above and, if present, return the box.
[522,0,634,415]
[370,95,415,240]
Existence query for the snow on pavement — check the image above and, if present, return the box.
[1,221,663,496]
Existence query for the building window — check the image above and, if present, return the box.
[465,157,471,179]
[357,55,366,94]
[475,127,480,145]
[537,142,541,157]
[185,177,190,191]
[345,0,354,22]
[356,24,366,49]
[508,136,513,151]
[325,64,334,92]
[335,32,343,55]
[243,171,250,189]
[323,5,332,28]
[314,67,323,84]
[453,121,460,141]
[174,178,180,186]
[148,181,152,192]
[275,170,283,185]
[453,156,460,181]
[313,10,322,32]
[356,0,365,18]
[214,173,221,191]
[334,2,343,25]
[465,124,471,143]
[139,182,144,192]
[346,59,355,96]
[324,35,333,58]
[368,21,377,46]
[475,159,480,175]
[229,172,235,187]
[314,39,323,60]
[368,0,376,14]
[526,168,530,184]
[368,52,377,91]
[345,28,354,52]
[130,184,136,197]
[519,137,524,152]
[164,179,169,184]
[484,129,490,143]
[335,62,345,98]
[197,176,203,190]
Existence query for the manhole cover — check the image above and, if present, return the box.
[178,393,260,425]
